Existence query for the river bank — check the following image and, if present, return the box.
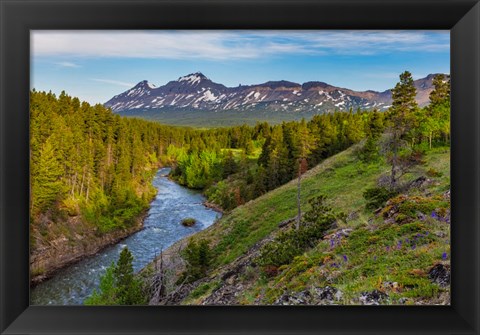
[31,168,220,305]
[30,210,148,286]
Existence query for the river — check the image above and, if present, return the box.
[30,167,221,305]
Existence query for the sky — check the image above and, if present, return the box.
[31,30,450,105]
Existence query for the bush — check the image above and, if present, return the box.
[363,187,398,211]
[180,239,213,283]
[426,168,442,178]
[256,195,338,271]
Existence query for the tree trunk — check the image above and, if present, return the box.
[296,161,301,230]
[390,134,398,190]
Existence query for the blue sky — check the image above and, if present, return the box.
[31,30,450,105]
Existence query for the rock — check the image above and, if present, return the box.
[181,218,196,227]
[434,231,447,238]
[443,190,450,200]
[359,290,389,305]
[428,263,450,287]
[313,286,342,304]
[226,276,236,285]
[278,217,296,228]
[383,281,400,292]
[274,286,343,306]
[408,176,430,189]
[274,291,312,305]
[347,211,359,221]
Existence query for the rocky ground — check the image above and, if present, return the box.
[30,211,147,286]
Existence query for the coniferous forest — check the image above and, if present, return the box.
[30,72,451,306]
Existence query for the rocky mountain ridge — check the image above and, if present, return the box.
[105,72,447,115]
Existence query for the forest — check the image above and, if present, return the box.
[30,71,451,305]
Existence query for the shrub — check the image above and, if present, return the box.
[256,195,338,271]
[426,168,442,178]
[180,239,213,283]
[363,187,399,211]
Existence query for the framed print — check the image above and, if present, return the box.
[1,0,479,334]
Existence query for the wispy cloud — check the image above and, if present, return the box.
[55,61,80,68]
[32,30,449,61]
[91,78,134,87]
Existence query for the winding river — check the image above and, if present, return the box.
[30,168,221,305]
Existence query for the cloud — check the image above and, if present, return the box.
[90,78,134,87]
[55,61,80,68]
[31,30,449,61]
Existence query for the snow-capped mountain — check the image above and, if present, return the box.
[104,72,445,115]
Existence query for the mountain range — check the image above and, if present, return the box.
[104,72,447,126]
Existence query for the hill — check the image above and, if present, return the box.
[145,144,451,305]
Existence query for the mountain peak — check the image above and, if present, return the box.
[135,80,156,89]
[105,73,443,115]
[177,72,209,85]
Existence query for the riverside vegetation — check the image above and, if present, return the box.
[30,72,451,305]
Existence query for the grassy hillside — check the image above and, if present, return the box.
[150,144,451,305]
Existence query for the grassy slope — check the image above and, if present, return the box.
[170,144,451,305]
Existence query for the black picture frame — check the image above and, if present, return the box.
[1,0,479,334]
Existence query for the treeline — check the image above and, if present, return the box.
[30,91,270,239]
[31,90,194,236]
[204,111,386,211]
[205,73,451,212]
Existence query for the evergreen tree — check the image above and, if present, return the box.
[114,247,145,305]
[385,71,418,189]
[31,136,65,213]
[181,239,212,282]
[429,74,450,106]
[85,247,145,305]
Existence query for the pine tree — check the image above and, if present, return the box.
[295,119,313,230]
[114,247,145,305]
[385,71,418,189]
[31,136,65,213]
[429,74,450,107]
[85,247,145,305]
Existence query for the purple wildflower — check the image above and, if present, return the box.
[373,256,377,261]
[442,252,448,260]
[386,246,390,252]
[343,255,348,262]
[330,239,335,248]
[397,240,402,249]
[431,211,439,219]
[411,244,416,250]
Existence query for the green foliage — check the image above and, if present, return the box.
[84,263,118,305]
[363,187,399,211]
[394,196,449,218]
[30,137,65,213]
[384,71,419,189]
[30,90,170,247]
[257,195,338,270]
[173,149,223,189]
[84,247,146,305]
[180,239,213,283]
